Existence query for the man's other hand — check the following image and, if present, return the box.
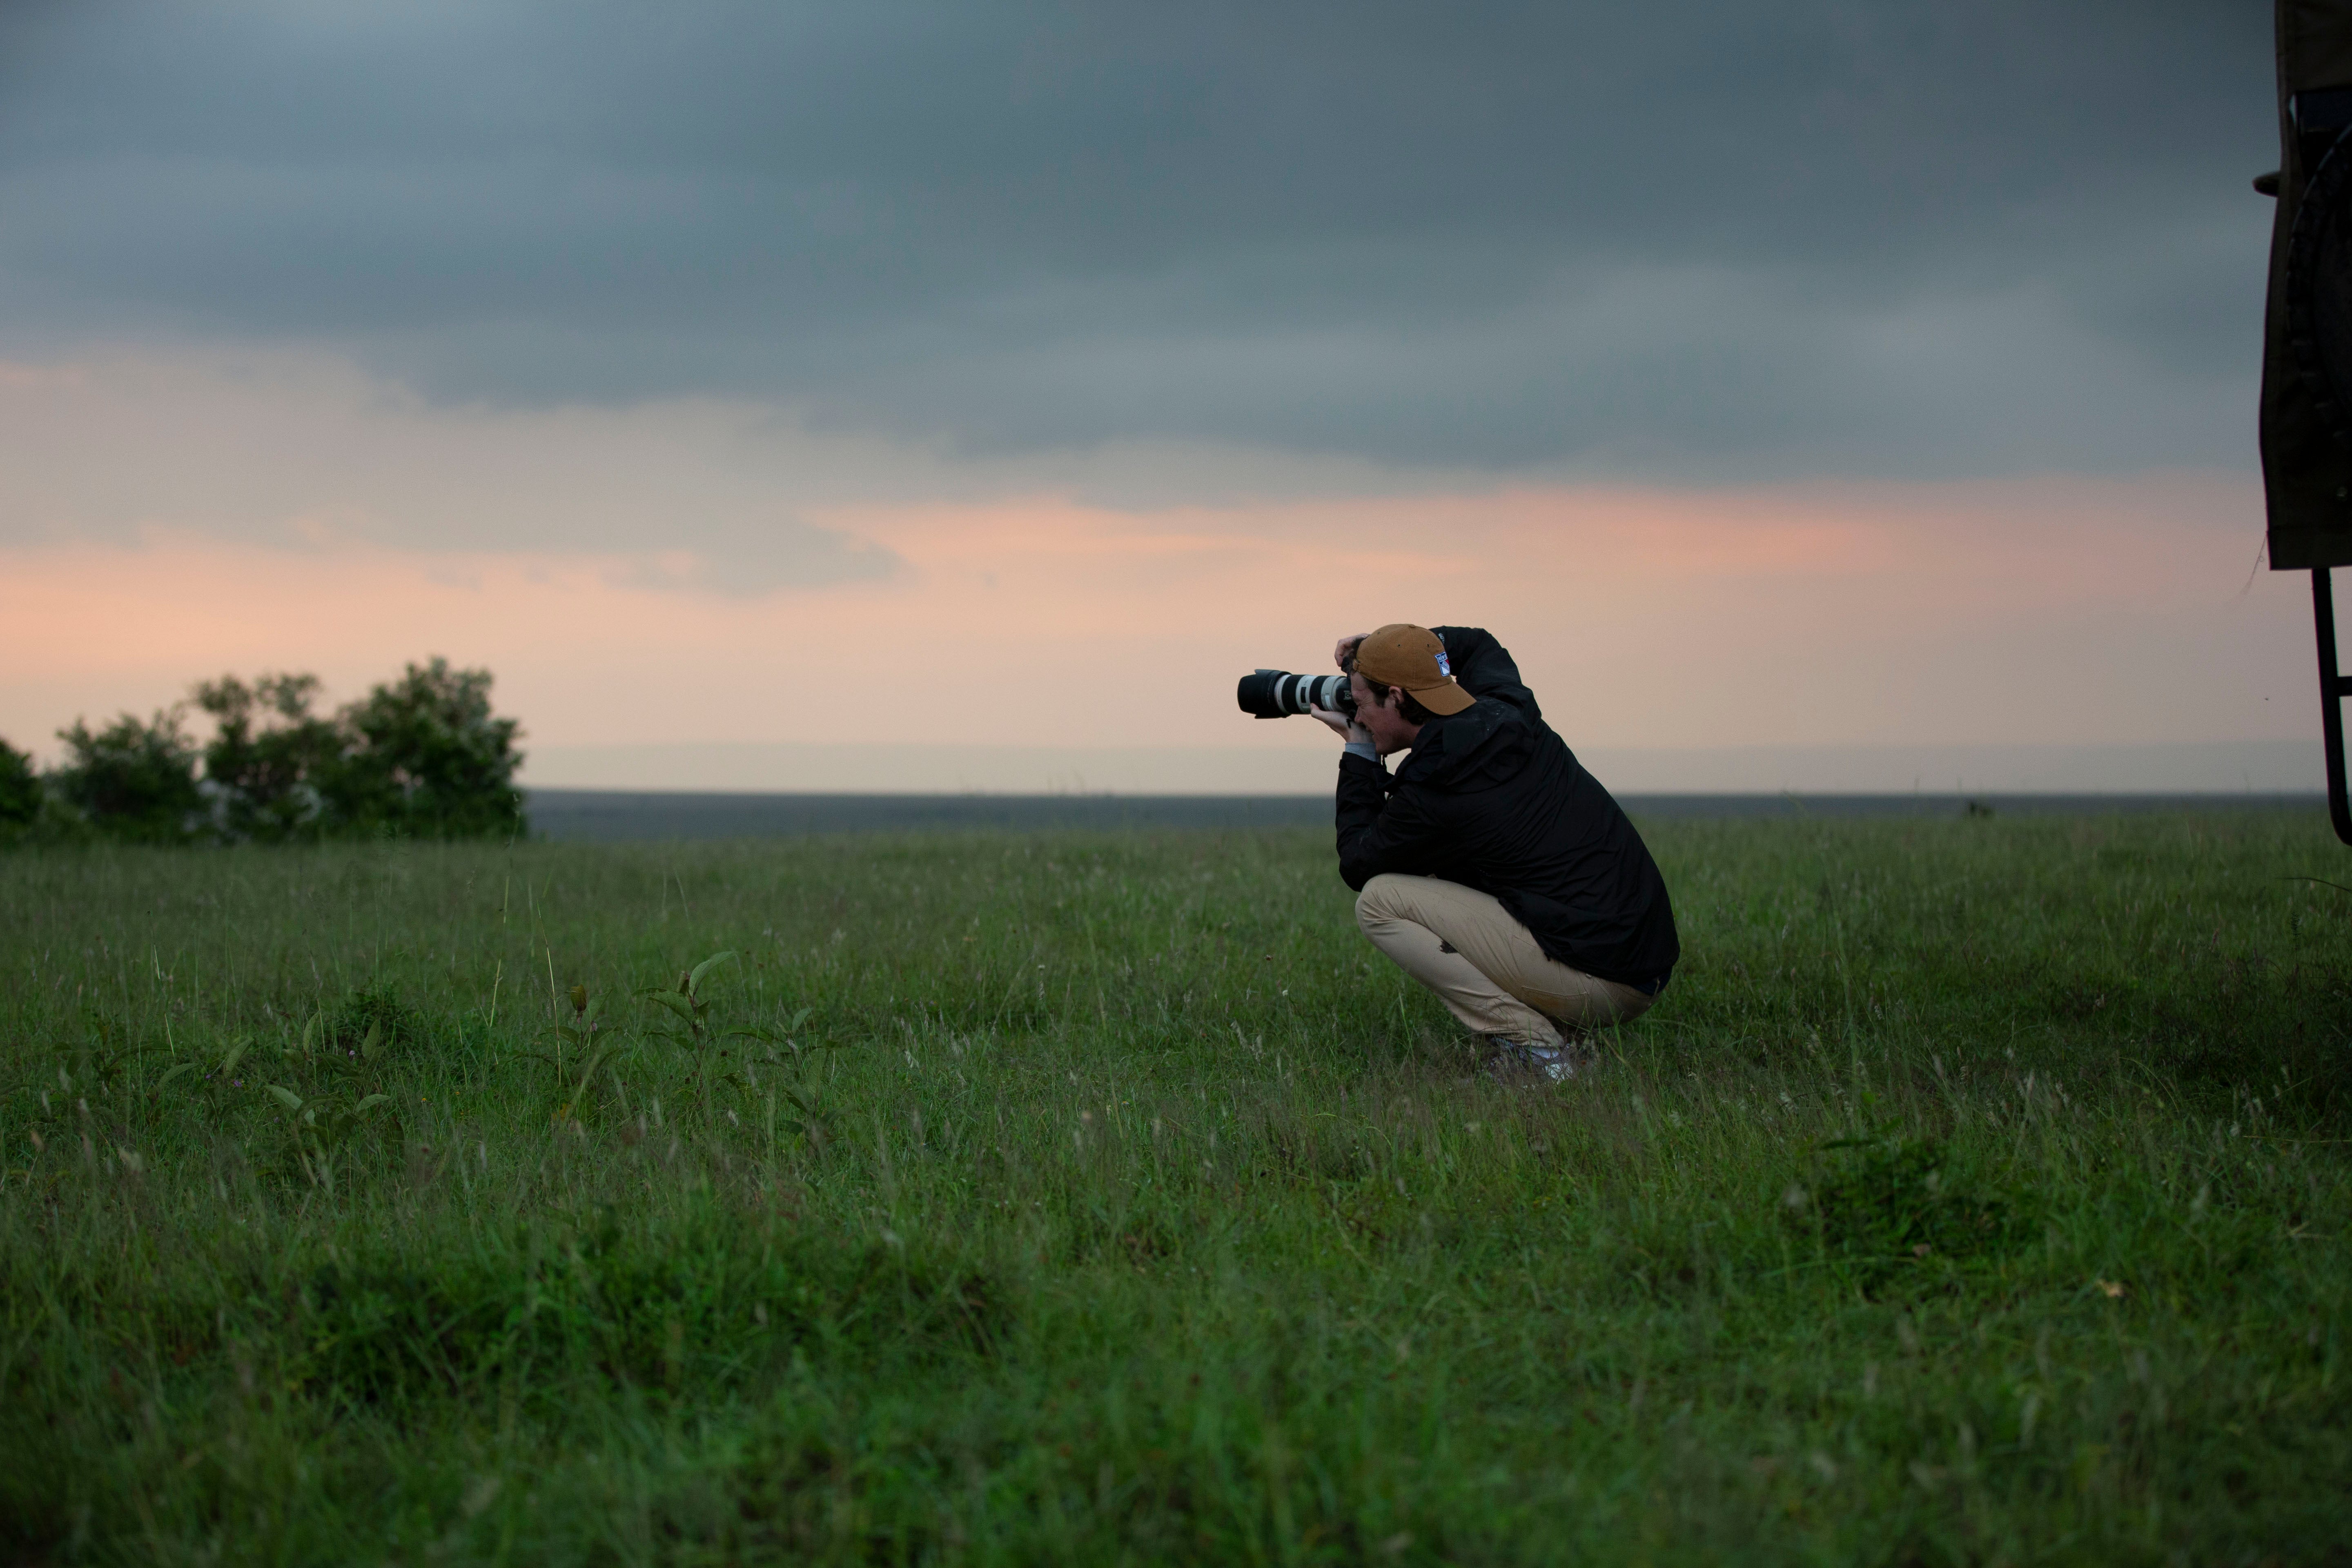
[1333,632,1369,671]
[1311,706,1373,747]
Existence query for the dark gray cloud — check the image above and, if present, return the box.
[0,0,2275,479]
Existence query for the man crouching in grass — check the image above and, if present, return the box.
[1312,624,1679,1080]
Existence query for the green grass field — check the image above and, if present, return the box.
[2,812,2347,1565]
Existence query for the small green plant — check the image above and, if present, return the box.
[323,985,425,1066]
[263,1068,394,1194]
[638,951,728,1111]
[548,984,612,1125]
[639,953,833,1134]
[1797,1133,2026,1292]
[154,1036,254,1104]
[720,1002,829,1150]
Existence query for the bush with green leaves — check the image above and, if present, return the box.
[0,738,41,840]
[193,673,345,844]
[22,657,526,848]
[332,658,525,840]
[50,708,204,845]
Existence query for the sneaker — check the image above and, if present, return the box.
[1484,1035,1577,1083]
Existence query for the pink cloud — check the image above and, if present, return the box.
[0,469,2311,780]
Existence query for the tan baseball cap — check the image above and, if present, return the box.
[1353,623,1474,715]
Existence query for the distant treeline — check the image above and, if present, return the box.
[0,658,524,847]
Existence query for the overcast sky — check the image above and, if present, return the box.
[0,1,2312,788]
[0,0,2273,479]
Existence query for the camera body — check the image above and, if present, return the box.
[1236,668,1356,719]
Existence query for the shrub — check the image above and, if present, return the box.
[332,658,525,840]
[321,984,428,1058]
[0,739,39,837]
[51,709,203,845]
[36,658,527,847]
[192,673,344,844]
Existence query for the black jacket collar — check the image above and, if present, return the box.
[1394,698,1530,787]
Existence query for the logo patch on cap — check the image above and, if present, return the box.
[1434,649,1452,677]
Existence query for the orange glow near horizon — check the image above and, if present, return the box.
[0,347,2310,784]
[0,471,2311,780]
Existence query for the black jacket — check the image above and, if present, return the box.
[1335,626,1679,992]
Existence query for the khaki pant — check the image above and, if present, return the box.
[1355,873,1653,1047]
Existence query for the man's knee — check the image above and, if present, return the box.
[1354,873,1414,932]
